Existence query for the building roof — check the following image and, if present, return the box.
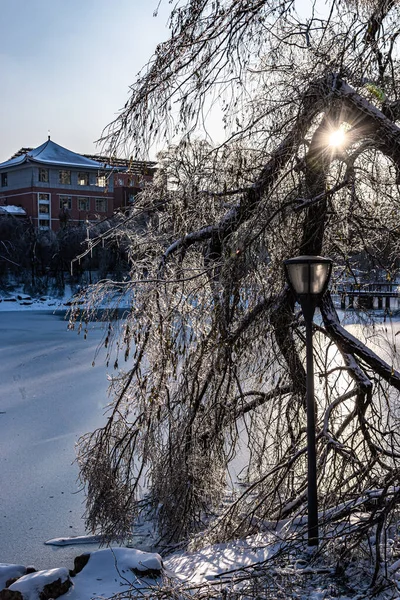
[83,153,157,175]
[5,143,156,175]
[0,139,110,171]
[0,205,26,215]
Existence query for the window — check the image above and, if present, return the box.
[95,198,107,212]
[78,172,89,186]
[38,168,49,183]
[38,193,50,223]
[38,193,50,219]
[78,196,90,211]
[59,170,71,185]
[128,193,135,204]
[38,203,49,214]
[96,173,106,187]
[59,195,72,210]
[1,173,8,187]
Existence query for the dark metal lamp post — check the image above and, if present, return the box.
[283,255,333,547]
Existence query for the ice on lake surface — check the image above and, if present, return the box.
[0,310,118,569]
[1,305,399,575]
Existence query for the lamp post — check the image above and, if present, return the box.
[283,255,333,547]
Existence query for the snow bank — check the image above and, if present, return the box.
[64,547,163,599]
[0,206,26,215]
[1,549,163,600]
[0,286,134,314]
[45,534,106,546]
[8,567,70,599]
[0,564,26,589]
[165,533,273,584]
[0,295,65,312]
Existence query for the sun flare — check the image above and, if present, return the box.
[328,128,346,148]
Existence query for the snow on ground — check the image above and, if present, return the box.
[64,547,163,599]
[4,548,164,600]
[0,285,134,314]
[8,567,70,599]
[165,533,271,584]
[0,563,26,589]
[4,534,399,599]
[2,295,400,598]
[0,289,73,312]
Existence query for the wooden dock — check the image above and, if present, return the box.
[337,281,400,311]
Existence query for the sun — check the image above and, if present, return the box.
[327,122,352,149]
[328,127,346,148]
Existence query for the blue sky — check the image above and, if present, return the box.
[0,0,171,161]
[0,0,320,163]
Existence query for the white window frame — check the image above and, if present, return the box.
[38,203,50,215]
[78,196,90,211]
[38,168,49,183]
[78,172,89,186]
[96,173,106,187]
[37,193,51,223]
[38,192,50,202]
[59,170,71,185]
[95,197,107,212]
[59,195,72,210]
[38,219,50,230]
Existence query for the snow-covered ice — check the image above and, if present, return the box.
[0,307,115,568]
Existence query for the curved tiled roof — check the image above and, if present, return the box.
[0,139,109,170]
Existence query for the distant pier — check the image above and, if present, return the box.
[337,281,400,311]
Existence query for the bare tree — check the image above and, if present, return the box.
[76,0,400,592]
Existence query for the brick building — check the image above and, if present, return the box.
[0,138,156,231]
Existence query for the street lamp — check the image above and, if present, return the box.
[283,255,333,547]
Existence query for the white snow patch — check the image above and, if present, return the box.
[8,567,70,600]
[165,533,273,584]
[0,285,134,313]
[0,205,26,215]
[0,292,69,311]
[0,563,26,589]
[63,547,163,599]
[45,534,106,546]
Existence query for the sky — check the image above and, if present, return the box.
[0,0,322,164]
[0,0,172,162]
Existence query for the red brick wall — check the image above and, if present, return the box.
[0,170,155,229]
[0,186,114,230]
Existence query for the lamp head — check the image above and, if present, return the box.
[284,255,333,320]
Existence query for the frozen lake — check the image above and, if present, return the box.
[0,310,116,569]
[1,307,399,572]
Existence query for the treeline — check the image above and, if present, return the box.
[0,215,128,296]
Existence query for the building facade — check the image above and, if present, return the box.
[0,139,156,231]
[83,153,156,211]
